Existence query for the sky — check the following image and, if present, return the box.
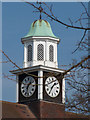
[1,2,88,102]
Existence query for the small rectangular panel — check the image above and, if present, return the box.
[43,71,62,104]
[18,71,38,104]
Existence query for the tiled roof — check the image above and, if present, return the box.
[1,101,36,119]
[0,100,89,119]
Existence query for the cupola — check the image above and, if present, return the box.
[21,19,60,68]
[10,18,65,105]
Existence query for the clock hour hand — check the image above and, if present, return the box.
[26,80,35,92]
[49,82,58,94]
[26,82,32,92]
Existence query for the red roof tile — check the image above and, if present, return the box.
[0,100,89,119]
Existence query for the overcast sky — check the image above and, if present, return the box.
[2,2,88,102]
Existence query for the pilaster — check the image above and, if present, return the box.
[38,70,43,100]
[62,78,65,104]
[16,75,19,102]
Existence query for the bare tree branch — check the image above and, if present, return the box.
[23,1,90,30]
[0,49,39,78]
[69,18,73,26]
[81,2,90,17]
[63,55,90,75]
[72,30,87,54]
[0,61,9,63]
[3,73,16,82]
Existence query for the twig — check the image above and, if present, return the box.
[42,2,56,19]
[81,2,90,17]
[3,73,16,82]
[0,61,9,63]
[23,1,90,30]
[69,18,73,26]
[63,55,90,75]
[0,49,39,78]
[72,30,87,54]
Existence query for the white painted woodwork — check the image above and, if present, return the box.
[22,37,59,68]
[11,65,65,75]
[62,78,65,104]
[16,75,19,102]
[38,70,43,100]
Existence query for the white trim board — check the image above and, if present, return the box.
[10,65,65,75]
[21,36,60,44]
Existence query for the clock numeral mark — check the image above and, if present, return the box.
[32,88,34,91]
[22,90,25,93]
[47,88,49,91]
[27,93,29,96]
[47,81,49,84]
[45,84,48,87]
[49,78,51,82]
[52,77,54,81]
[32,80,34,83]
[56,90,58,93]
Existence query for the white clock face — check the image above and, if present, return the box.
[45,76,60,98]
[21,76,36,97]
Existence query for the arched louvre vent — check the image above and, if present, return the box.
[37,44,44,61]
[27,45,32,61]
[49,45,54,62]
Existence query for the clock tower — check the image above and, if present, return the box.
[10,19,65,105]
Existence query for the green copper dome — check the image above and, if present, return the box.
[24,19,58,38]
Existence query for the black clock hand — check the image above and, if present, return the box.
[49,85,54,94]
[26,80,34,92]
[45,79,57,86]
[26,82,32,93]
[49,83,58,94]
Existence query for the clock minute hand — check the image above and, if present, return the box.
[45,80,57,86]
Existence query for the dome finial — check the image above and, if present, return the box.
[38,2,43,19]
